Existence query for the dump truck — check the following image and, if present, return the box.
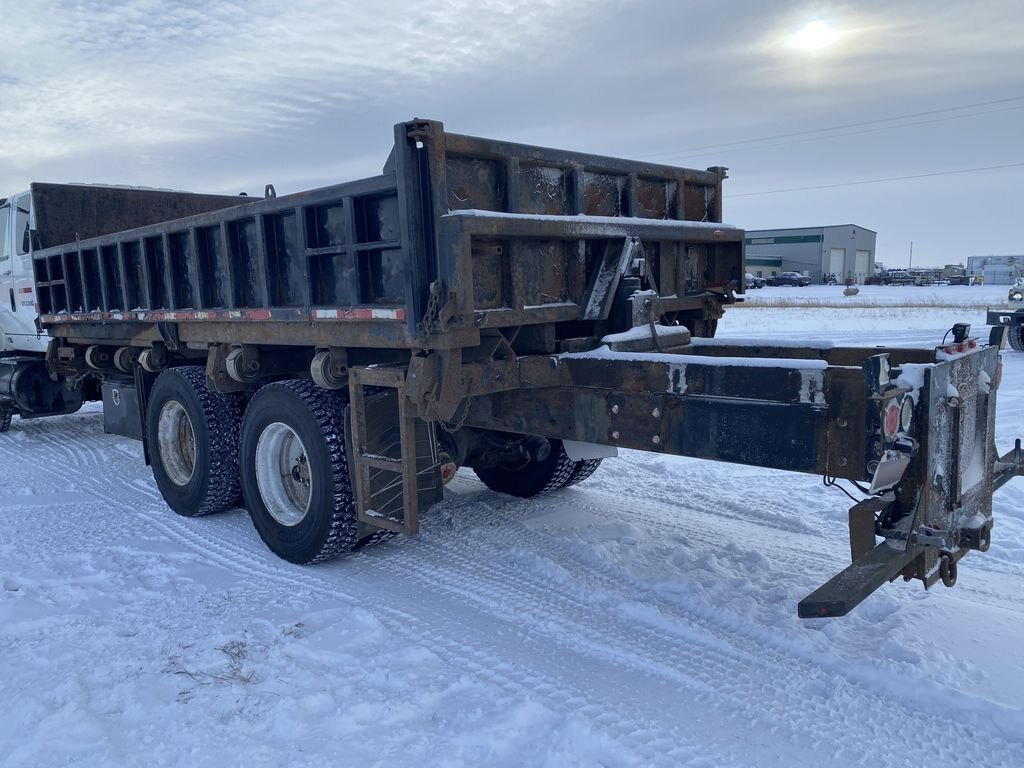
[4,119,1023,617]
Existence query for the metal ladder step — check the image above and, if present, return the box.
[360,455,405,473]
[348,366,423,536]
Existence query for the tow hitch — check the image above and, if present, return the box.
[799,330,1022,617]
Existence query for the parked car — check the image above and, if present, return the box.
[822,273,838,285]
[745,272,766,289]
[766,271,811,287]
[1008,278,1024,302]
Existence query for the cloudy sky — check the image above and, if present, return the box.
[2,0,1021,266]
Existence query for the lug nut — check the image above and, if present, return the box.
[652,407,661,418]
[652,435,661,445]
[611,404,620,414]
[611,430,620,440]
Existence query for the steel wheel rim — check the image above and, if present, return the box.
[255,422,313,527]
[157,399,196,487]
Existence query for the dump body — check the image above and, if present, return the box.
[34,120,740,357]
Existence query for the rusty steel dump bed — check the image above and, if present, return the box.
[34,120,740,353]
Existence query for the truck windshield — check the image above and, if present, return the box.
[14,194,30,256]
[0,202,10,262]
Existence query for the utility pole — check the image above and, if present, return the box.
[909,241,913,269]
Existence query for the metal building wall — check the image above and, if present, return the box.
[745,225,876,283]
[821,226,876,284]
[745,228,824,279]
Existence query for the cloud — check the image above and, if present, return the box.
[0,0,608,167]
[2,0,1021,263]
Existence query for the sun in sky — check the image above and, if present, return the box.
[790,19,841,50]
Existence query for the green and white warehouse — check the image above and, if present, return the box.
[744,225,877,284]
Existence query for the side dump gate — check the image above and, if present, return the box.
[30,183,251,249]
[35,174,420,348]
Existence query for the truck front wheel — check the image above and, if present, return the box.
[147,366,243,517]
[239,380,362,564]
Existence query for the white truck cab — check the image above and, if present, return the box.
[0,191,46,353]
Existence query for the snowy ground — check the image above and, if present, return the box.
[3,288,1024,767]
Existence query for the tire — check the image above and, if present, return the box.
[240,379,363,564]
[1009,326,1024,352]
[147,366,242,517]
[474,438,577,498]
[1012,292,1023,302]
[563,458,604,487]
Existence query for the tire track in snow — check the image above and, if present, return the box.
[564,463,1024,612]
[74,448,1024,767]
[9,389,1024,766]
[33,434,739,768]
[419,496,1024,765]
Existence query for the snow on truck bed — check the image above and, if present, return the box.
[3,289,1024,767]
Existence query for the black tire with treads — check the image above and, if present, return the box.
[1009,326,1024,351]
[147,366,242,517]
[563,458,604,487]
[474,439,578,498]
[240,380,373,564]
[0,406,13,433]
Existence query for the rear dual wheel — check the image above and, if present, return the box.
[148,371,383,564]
[147,367,243,517]
[239,380,373,564]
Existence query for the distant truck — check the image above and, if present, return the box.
[3,119,1023,618]
[986,280,1024,350]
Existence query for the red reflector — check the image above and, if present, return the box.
[884,402,900,437]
